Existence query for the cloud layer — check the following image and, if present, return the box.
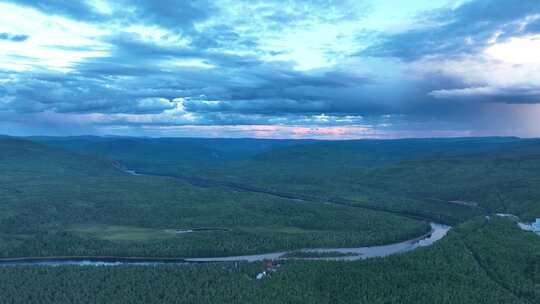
[1,0,540,138]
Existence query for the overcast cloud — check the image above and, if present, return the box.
[1,0,540,138]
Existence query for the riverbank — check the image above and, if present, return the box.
[0,223,450,266]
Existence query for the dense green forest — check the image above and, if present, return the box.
[33,136,540,222]
[1,218,538,303]
[2,136,540,303]
[3,136,540,258]
[0,137,428,258]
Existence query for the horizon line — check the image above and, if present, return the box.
[1,134,534,141]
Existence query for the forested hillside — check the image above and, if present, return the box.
[33,136,540,222]
[0,137,428,258]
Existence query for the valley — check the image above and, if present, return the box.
[1,136,539,303]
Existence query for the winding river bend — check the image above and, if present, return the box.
[0,167,453,267]
[185,223,450,263]
[0,223,450,266]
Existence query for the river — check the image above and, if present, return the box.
[0,167,454,267]
[0,223,450,266]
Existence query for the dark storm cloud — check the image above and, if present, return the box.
[5,0,215,29]
[0,32,29,42]
[0,61,380,119]
[127,0,216,31]
[362,0,540,60]
[68,33,261,79]
[4,0,102,20]
[0,71,177,114]
[90,44,380,116]
[431,86,540,104]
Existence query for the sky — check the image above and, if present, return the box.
[1,0,540,139]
